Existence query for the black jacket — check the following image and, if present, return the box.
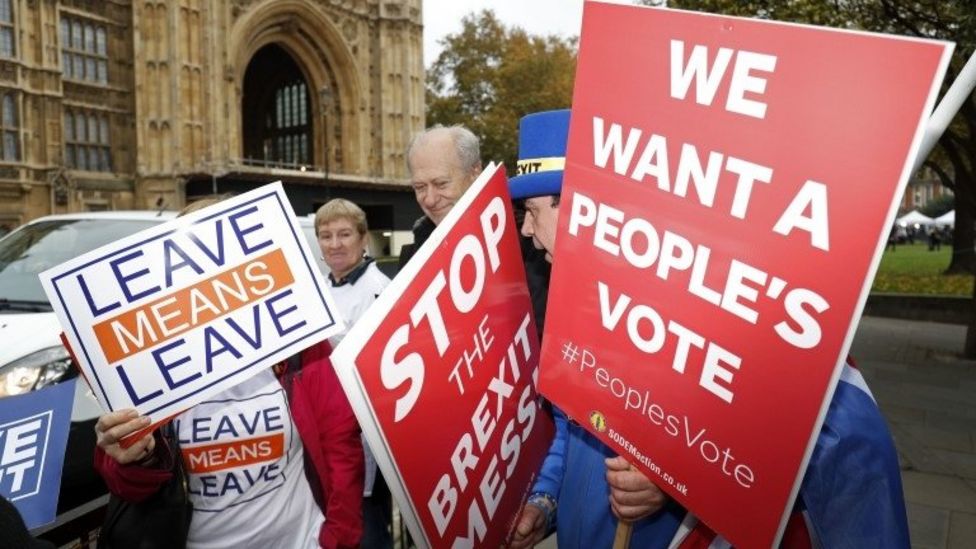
[396,216,436,271]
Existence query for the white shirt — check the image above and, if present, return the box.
[175,370,324,548]
[327,260,391,347]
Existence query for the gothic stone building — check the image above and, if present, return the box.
[0,0,425,238]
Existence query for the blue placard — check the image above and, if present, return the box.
[0,378,75,529]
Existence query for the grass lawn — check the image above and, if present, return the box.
[871,242,973,295]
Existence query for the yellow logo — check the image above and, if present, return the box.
[589,411,607,433]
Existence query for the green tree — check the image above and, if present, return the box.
[426,10,577,172]
[920,193,954,218]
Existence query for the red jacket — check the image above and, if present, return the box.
[94,341,364,548]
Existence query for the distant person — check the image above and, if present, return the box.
[397,125,482,270]
[886,225,898,252]
[315,198,393,549]
[940,225,953,245]
[928,226,941,251]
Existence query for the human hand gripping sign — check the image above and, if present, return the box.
[606,456,669,548]
[606,456,668,521]
[95,409,157,465]
[507,502,548,549]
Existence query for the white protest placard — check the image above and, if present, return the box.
[40,183,342,433]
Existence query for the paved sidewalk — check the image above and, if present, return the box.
[851,316,976,549]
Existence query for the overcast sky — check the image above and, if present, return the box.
[422,0,633,68]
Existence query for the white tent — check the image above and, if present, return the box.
[897,209,935,228]
[934,210,955,227]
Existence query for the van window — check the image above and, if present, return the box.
[0,219,161,305]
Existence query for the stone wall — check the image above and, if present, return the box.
[3,0,424,225]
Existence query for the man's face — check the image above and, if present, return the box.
[408,132,479,225]
[521,195,560,263]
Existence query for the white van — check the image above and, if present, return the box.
[0,210,176,531]
[0,209,333,539]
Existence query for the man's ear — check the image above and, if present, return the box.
[462,163,483,190]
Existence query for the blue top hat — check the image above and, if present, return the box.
[508,109,571,200]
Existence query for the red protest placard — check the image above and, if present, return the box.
[331,164,554,548]
[540,4,950,547]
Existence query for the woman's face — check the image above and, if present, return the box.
[318,217,367,280]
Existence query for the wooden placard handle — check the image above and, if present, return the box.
[613,520,633,549]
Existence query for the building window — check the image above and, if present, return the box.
[0,93,17,161]
[271,82,310,165]
[64,108,111,171]
[61,15,107,84]
[242,45,315,168]
[0,0,13,59]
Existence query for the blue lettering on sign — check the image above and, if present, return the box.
[266,289,307,336]
[162,239,204,288]
[203,326,243,374]
[225,305,263,348]
[77,273,120,317]
[228,206,273,255]
[0,413,50,499]
[72,203,278,322]
[188,463,283,498]
[110,249,161,303]
[117,362,163,406]
[111,289,310,410]
[153,338,200,390]
[176,405,285,444]
[186,219,227,267]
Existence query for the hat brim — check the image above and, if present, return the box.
[508,170,563,200]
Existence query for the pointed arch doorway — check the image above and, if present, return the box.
[242,44,314,168]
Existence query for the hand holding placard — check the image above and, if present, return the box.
[94,409,156,464]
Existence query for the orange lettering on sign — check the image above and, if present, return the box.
[93,248,294,363]
[182,432,284,474]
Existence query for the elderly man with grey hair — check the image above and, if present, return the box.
[397,124,482,269]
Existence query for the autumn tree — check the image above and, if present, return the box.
[426,10,577,172]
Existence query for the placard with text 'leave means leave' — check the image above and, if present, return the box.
[540,3,952,547]
[40,182,343,436]
[331,163,554,549]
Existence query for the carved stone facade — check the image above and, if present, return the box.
[0,0,424,232]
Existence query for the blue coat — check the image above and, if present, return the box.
[530,407,685,548]
[530,366,908,548]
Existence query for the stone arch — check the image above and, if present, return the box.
[228,0,364,173]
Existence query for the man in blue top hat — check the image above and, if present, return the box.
[505,109,910,548]
[506,109,685,548]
